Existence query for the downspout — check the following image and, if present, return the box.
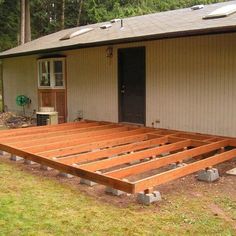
[0,60,4,112]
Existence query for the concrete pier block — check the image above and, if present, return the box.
[137,191,162,205]
[169,162,187,170]
[10,154,23,161]
[105,187,125,196]
[80,178,97,187]
[24,159,36,165]
[169,163,178,169]
[197,168,220,182]
[161,152,170,157]
[226,168,236,176]
[59,172,74,178]
[129,159,141,165]
[40,165,53,171]
[176,163,187,168]
[0,151,9,156]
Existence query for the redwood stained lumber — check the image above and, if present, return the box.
[105,140,229,179]
[133,149,236,193]
[0,121,234,195]
[16,126,129,152]
[80,140,192,171]
[9,124,120,148]
[37,129,153,158]
[0,143,134,193]
[57,136,169,165]
[0,120,97,138]
[0,122,106,143]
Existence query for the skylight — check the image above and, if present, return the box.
[203,4,236,19]
[110,19,121,23]
[60,28,94,40]
[100,24,112,29]
[191,5,204,10]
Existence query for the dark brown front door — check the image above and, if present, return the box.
[118,47,146,125]
[38,89,67,123]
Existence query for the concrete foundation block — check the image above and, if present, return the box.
[226,168,236,176]
[10,155,23,161]
[40,165,53,171]
[161,152,170,157]
[169,163,178,169]
[197,168,220,182]
[59,172,74,178]
[137,191,162,205]
[176,163,187,168]
[169,162,187,170]
[129,159,141,165]
[105,187,125,196]
[80,178,97,187]
[0,151,10,156]
[24,159,36,165]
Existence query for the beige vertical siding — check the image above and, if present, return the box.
[145,34,236,137]
[66,34,236,137]
[3,56,38,114]
[66,47,118,122]
[2,33,236,137]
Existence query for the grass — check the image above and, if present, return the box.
[0,160,235,236]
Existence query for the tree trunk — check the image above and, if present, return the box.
[61,0,65,29]
[77,0,83,26]
[25,0,31,42]
[20,0,25,44]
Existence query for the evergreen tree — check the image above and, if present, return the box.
[0,0,227,52]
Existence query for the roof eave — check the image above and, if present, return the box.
[1,25,236,59]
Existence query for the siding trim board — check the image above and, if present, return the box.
[2,33,236,137]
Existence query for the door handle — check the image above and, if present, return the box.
[121,85,125,94]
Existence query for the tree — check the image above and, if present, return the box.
[77,0,83,26]
[0,0,228,52]
[61,0,65,29]
[20,0,25,44]
[20,0,31,44]
[25,0,31,42]
[0,0,19,51]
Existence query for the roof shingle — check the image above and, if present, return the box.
[1,1,236,58]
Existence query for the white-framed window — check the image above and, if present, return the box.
[38,58,65,89]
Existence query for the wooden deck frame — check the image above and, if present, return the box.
[0,121,235,194]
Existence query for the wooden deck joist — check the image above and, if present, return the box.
[0,121,235,194]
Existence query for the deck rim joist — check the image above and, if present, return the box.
[0,120,235,194]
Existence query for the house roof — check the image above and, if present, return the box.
[1,1,236,59]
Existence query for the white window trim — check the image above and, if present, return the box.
[38,58,66,89]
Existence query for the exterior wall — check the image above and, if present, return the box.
[2,33,236,137]
[66,47,118,122]
[2,55,38,115]
[145,34,236,137]
[66,33,236,137]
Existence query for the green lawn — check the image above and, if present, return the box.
[0,159,235,236]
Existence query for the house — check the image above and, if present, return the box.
[0,1,236,137]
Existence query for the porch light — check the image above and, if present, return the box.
[106,47,113,58]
